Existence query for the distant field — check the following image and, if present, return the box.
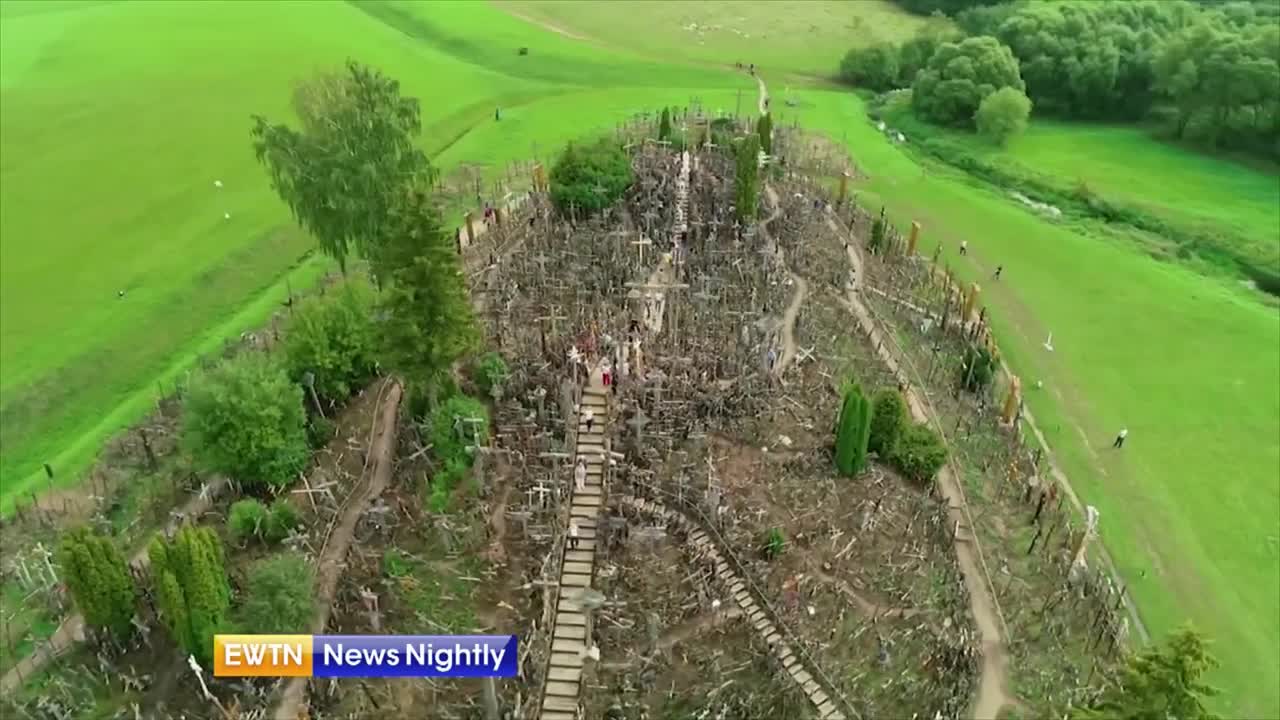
[498,0,945,80]
[0,0,749,506]
[777,89,1280,719]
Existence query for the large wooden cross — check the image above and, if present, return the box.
[631,235,654,265]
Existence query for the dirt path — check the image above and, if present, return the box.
[760,186,809,376]
[826,212,1014,719]
[0,476,230,695]
[274,379,403,720]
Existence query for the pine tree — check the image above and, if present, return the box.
[1073,627,1219,720]
[756,112,773,155]
[658,107,672,142]
[869,207,887,254]
[835,382,872,476]
[149,526,231,665]
[58,528,136,641]
[868,388,908,457]
[735,135,760,222]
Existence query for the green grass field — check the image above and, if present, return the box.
[1,0,1277,716]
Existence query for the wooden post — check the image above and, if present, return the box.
[908,221,920,256]
[1002,376,1021,425]
[964,282,980,321]
[838,171,850,207]
[465,212,476,247]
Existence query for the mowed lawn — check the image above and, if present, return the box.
[780,90,1280,718]
[497,0,946,80]
[0,0,749,506]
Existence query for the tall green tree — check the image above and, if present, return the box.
[1072,627,1220,720]
[58,528,136,641]
[975,86,1033,145]
[839,42,902,91]
[251,61,433,272]
[238,553,314,635]
[658,107,673,142]
[282,279,378,406]
[734,134,760,223]
[376,185,477,403]
[834,383,872,476]
[756,112,774,154]
[182,353,310,491]
[912,35,1025,127]
[149,526,230,665]
[549,139,635,216]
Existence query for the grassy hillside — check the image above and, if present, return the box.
[777,89,1280,719]
[0,0,750,506]
[498,0,946,80]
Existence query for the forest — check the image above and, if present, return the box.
[842,0,1280,158]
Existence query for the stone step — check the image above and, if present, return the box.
[542,696,578,713]
[577,485,602,496]
[559,612,587,626]
[548,666,582,683]
[554,624,587,641]
[543,711,577,720]
[549,652,583,669]
[564,550,594,564]
[817,701,837,718]
[562,572,592,587]
[570,506,598,519]
[563,561,593,576]
[545,680,579,698]
[552,638,584,655]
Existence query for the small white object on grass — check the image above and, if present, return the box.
[223,212,231,220]
[1043,332,1054,352]
[213,180,223,188]
[807,605,816,616]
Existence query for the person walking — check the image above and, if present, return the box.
[575,458,587,492]
[993,265,1003,280]
[584,408,595,434]
[569,520,580,549]
[1113,427,1128,449]
[959,241,968,256]
[767,348,777,371]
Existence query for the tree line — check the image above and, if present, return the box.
[843,0,1280,157]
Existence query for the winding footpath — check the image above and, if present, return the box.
[751,70,1014,718]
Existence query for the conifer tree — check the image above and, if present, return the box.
[149,526,230,665]
[658,107,672,142]
[58,527,136,641]
[756,112,773,155]
[835,382,872,476]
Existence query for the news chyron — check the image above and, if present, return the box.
[214,635,518,678]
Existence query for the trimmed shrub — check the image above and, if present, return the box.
[890,423,948,485]
[149,526,230,665]
[238,553,314,634]
[263,500,301,543]
[869,389,908,457]
[835,383,873,476]
[550,139,634,216]
[58,528,136,640]
[282,280,378,407]
[228,499,269,544]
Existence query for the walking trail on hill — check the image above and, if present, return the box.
[752,70,1014,719]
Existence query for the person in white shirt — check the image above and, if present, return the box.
[575,458,587,492]
[569,520,580,549]
[583,409,595,434]
[1113,427,1128,449]
[959,240,968,256]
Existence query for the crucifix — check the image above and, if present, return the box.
[631,235,654,266]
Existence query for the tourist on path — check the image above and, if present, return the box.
[1113,427,1128,449]
[569,520,580,549]
[959,241,968,256]
[993,265,1003,280]
[575,458,587,492]
[584,408,595,434]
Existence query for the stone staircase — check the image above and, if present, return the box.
[539,384,610,720]
[674,150,690,239]
[619,494,854,720]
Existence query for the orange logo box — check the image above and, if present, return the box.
[214,634,312,677]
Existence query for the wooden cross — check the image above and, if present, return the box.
[631,235,654,265]
[537,305,568,336]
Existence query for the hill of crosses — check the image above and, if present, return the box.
[436,115,983,720]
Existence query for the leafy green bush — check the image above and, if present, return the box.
[58,528,137,640]
[889,423,948,486]
[835,383,872,476]
[238,553,314,634]
[869,389,908,457]
[428,393,490,468]
[761,528,786,560]
[912,36,1024,127]
[550,139,634,216]
[228,499,269,544]
[472,352,509,395]
[839,42,901,91]
[975,87,1032,146]
[283,280,377,407]
[183,353,309,491]
[959,345,996,393]
[264,500,301,543]
[306,415,336,449]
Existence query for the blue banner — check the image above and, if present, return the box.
[312,635,518,678]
